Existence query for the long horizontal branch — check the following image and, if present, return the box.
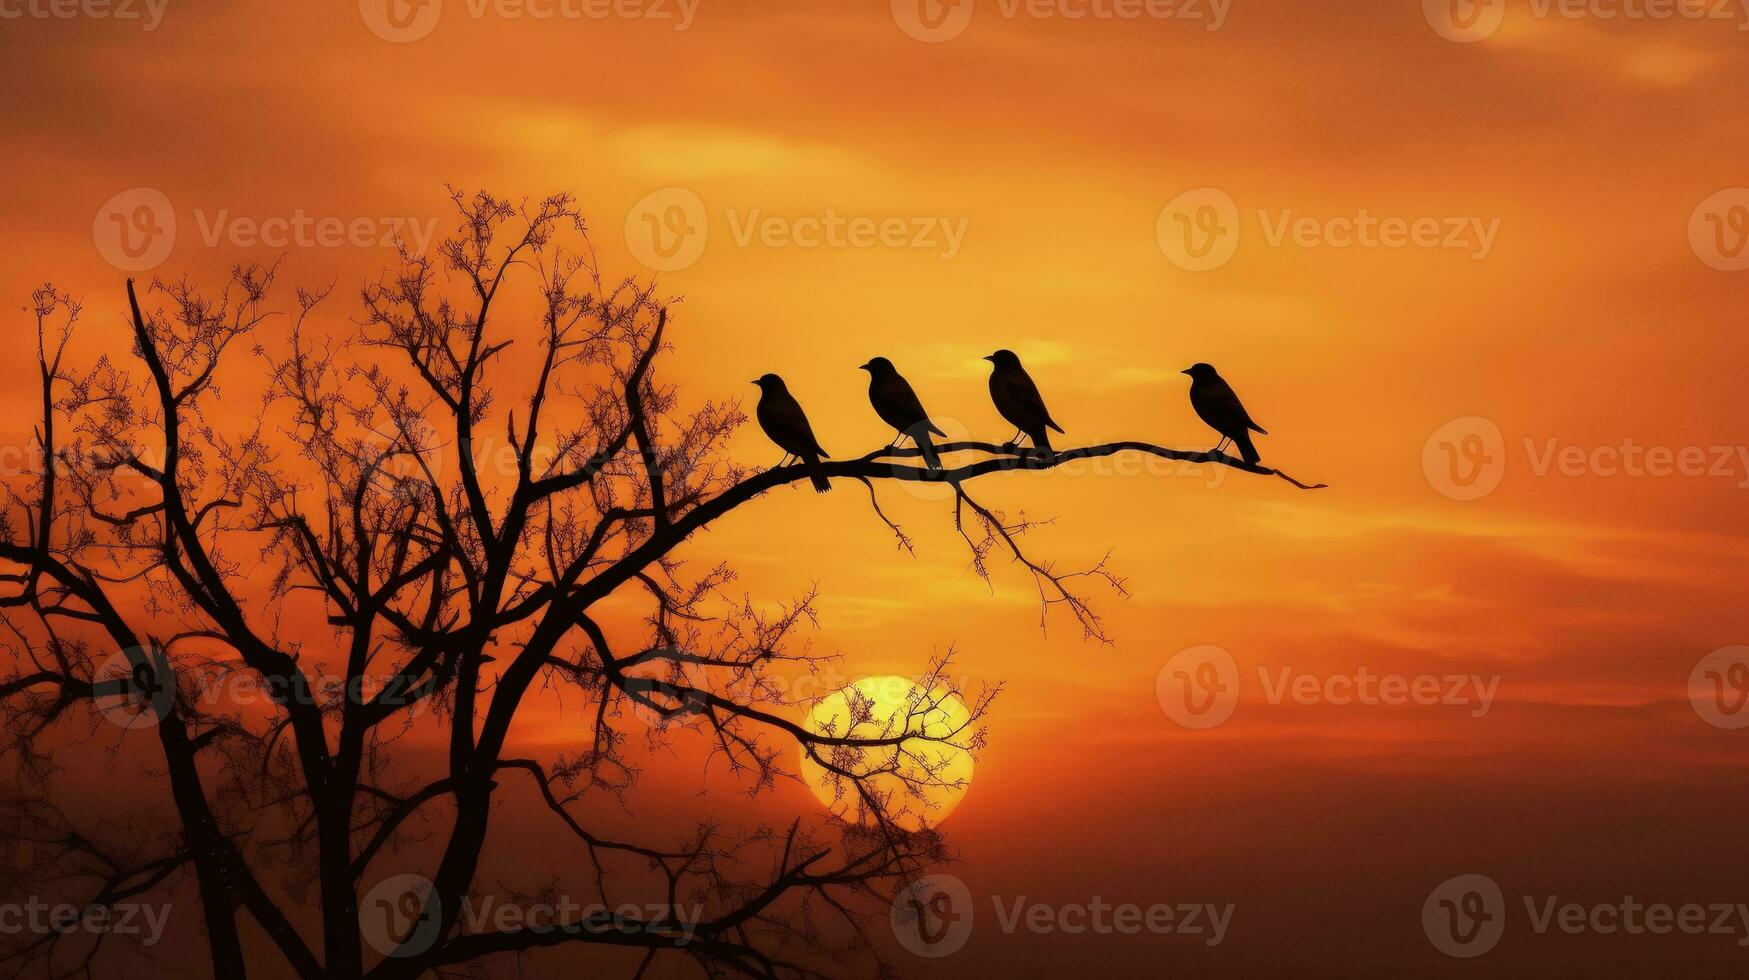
[562,439,1321,614]
[832,439,1326,490]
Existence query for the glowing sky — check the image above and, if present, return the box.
[3,1,1747,974]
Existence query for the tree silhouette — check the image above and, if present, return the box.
[0,190,1319,979]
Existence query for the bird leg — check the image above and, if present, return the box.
[1003,428,1024,453]
[774,453,794,468]
[1212,438,1230,456]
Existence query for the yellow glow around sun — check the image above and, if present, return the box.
[800,676,974,832]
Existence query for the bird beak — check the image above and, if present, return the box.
[1180,368,1193,375]
[857,361,871,370]
[982,355,995,362]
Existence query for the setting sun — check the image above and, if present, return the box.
[2,3,1747,978]
[800,676,976,832]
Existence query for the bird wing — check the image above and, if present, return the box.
[1205,377,1264,434]
[873,373,935,432]
[759,391,826,457]
[994,367,1062,434]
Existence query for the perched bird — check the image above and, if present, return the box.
[752,374,832,492]
[859,357,944,471]
[984,349,1064,454]
[1182,363,1267,465]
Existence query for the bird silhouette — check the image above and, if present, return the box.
[752,374,832,492]
[984,349,1064,454]
[859,357,944,471]
[1182,363,1267,465]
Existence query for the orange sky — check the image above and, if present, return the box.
[3,1,1748,976]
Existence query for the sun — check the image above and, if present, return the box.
[799,676,975,831]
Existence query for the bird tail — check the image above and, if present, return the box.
[1031,428,1054,454]
[1233,431,1261,466]
[913,427,942,471]
[805,454,831,493]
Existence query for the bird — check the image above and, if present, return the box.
[751,374,832,492]
[859,357,944,471]
[984,349,1064,454]
[1182,363,1267,465]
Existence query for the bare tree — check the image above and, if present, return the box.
[0,190,1320,980]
